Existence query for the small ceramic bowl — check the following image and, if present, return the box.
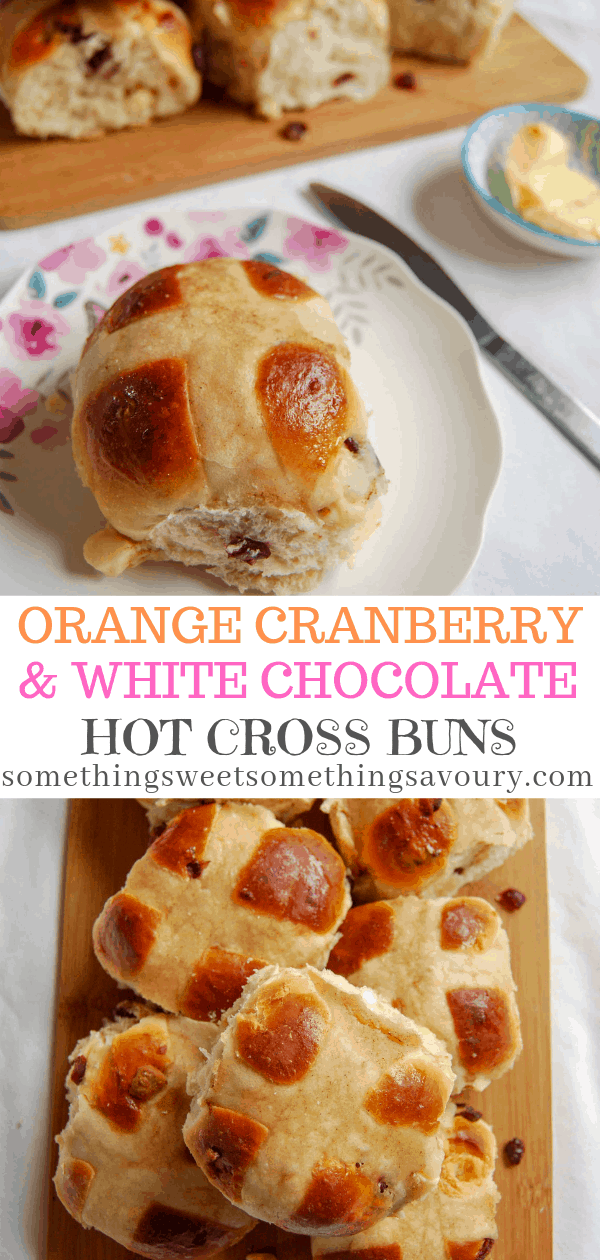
[461,102,600,258]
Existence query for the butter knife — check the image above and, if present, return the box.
[310,182,600,472]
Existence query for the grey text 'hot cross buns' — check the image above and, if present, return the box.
[321,798,532,901]
[93,802,351,1021]
[188,0,390,120]
[0,0,201,140]
[311,1104,500,1258]
[54,1008,255,1258]
[328,894,522,1091]
[72,258,386,593]
[184,965,455,1235]
[138,797,316,831]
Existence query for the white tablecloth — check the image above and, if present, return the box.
[1,4,600,593]
[1,798,599,1260]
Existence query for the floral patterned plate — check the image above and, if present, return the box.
[0,207,501,595]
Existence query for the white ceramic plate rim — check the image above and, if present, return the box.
[461,101,600,252]
[0,205,502,595]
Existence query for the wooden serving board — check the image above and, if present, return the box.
[46,798,551,1260]
[1,15,587,229]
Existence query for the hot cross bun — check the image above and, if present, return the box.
[72,258,386,592]
[321,798,532,901]
[0,1,200,139]
[328,894,522,1091]
[139,797,316,832]
[388,0,514,66]
[184,965,455,1235]
[311,1104,500,1258]
[187,0,390,120]
[54,1008,254,1258]
[93,802,351,1021]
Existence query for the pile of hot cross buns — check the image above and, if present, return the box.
[54,796,531,1260]
[0,0,514,139]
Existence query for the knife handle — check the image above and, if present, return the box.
[483,336,600,469]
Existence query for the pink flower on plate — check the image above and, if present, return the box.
[4,301,70,362]
[184,228,248,263]
[0,369,39,442]
[184,235,227,262]
[285,218,348,271]
[39,238,106,283]
[105,259,147,298]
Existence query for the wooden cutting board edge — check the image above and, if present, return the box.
[0,16,587,229]
[45,797,552,1260]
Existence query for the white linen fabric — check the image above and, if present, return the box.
[0,799,599,1260]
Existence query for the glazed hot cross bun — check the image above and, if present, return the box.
[388,0,514,66]
[321,798,532,901]
[138,797,316,832]
[0,1,201,139]
[187,0,390,120]
[311,1104,500,1259]
[93,802,351,1021]
[54,1008,255,1258]
[328,894,522,1091]
[71,258,386,593]
[184,965,455,1236]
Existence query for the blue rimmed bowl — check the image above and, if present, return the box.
[461,102,600,258]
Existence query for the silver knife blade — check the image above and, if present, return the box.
[309,182,600,472]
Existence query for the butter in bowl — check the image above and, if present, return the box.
[461,102,600,258]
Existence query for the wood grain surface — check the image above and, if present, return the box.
[1,16,586,229]
[46,798,551,1260]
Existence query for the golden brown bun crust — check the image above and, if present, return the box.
[322,798,532,901]
[54,1010,254,1257]
[92,802,351,1020]
[184,965,455,1235]
[328,894,522,1091]
[188,0,390,121]
[0,1,200,138]
[138,797,317,830]
[73,259,365,528]
[72,258,385,591]
[388,0,514,65]
[311,1105,500,1257]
